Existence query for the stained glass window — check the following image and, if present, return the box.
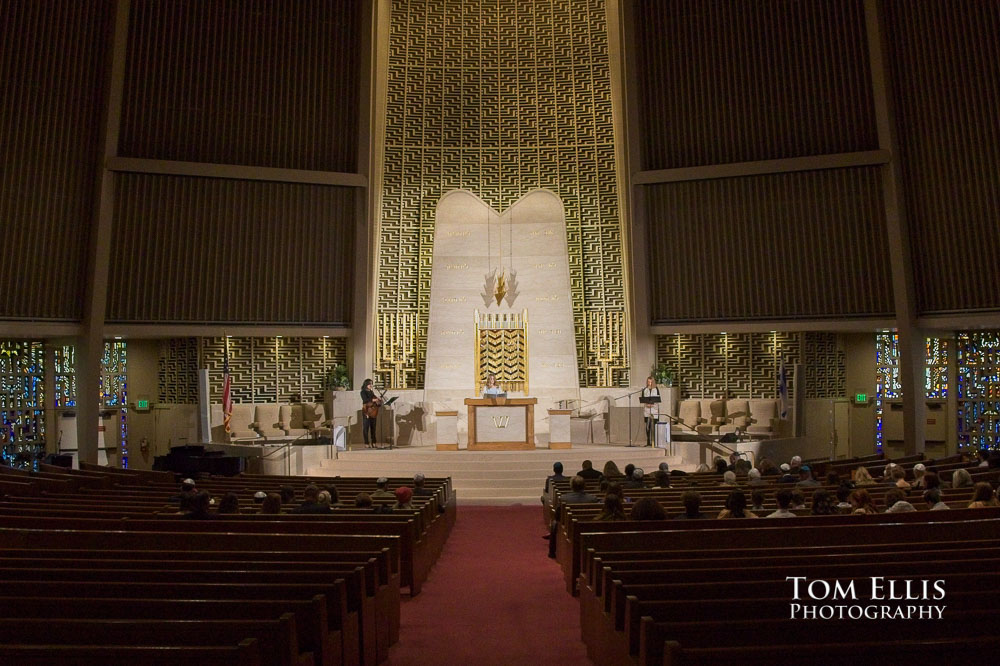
[874,333,949,452]
[0,340,46,470]
[957,332,1000,452]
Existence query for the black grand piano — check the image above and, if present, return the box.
[153,444,243,477]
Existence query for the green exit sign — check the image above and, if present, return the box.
[136,399,150,411]
[855,393,867,403]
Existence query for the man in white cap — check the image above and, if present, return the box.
[413,473,434,498]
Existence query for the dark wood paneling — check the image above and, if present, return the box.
[107,173,355,325]
[118,0,362,171]
[0,0,113,320]
[646,167,893,323]
[883,0,1000,315]
[635,0,877,169]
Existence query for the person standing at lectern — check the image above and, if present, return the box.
[641,376,660,447]
[361,378,381,449]
[483,373,503,396]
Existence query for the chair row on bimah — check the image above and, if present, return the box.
[0,466,457,666]
[575,513,1000,665]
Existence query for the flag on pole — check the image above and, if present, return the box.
[778,359,789,420]
[222,343,233,433]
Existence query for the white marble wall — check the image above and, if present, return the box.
[424,189,580,444]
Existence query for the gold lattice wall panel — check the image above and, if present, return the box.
[157,338,199,404]
[655,332,844,399]
[379,0,627,388]
[199,337,347,404]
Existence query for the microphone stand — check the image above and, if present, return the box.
[374,385,393,450]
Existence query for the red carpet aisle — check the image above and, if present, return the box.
[387,505,592,665]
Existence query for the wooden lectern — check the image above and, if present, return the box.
[464,397,537,450]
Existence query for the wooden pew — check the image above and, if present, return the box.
[0,638,261,666]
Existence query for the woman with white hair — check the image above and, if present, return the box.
[911,463,927,488]
[720,470,738,487]
[951,468,974,488]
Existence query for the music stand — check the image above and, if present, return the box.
[639,395,661,447]
[376,396,399,449]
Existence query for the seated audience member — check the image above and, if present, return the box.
[260,493,282,514]
[252,490,267,505]
[548,475,599,557]
[355,492,374,508]
[658,462,670,473]
[826,471,841,486]
[623,463,636,479]
[577,459,603,480]
[757,457,778,476]
[790,455,802,469]
[718,489,757,519]
[602,460,622,478]
[849,489,878,515]
[790,489,806,510]
[290,484,332,514]
[630,497,667,521]
[796,465,820,487]
[182,491,216,520]
[911,463,928,488]
[171,478,197,503]
[317,490,332,509]
[924,488,950,511]
[675,490,707,519]
[835,484,853,511]
[766,489,796,518]
[734,458,752,475]
[543,462,567,498]
[593,493,626,521]
[778,464,796,484]
[605,482,623,499]
[750,489,766,512]
[652,470,670,488]
[978,450,992,467]
[372,477,394,498]
[560,475,600,505]
[891,466,911,489]
[811,488,836,515]
[952,468,974,489]
[714,457,728,474]
[720,470,738,487]
[885,488,916,513]
[727,453,739,471]
[216,492,240,515]
[412,473,434,497]
[747,468,766,486]
[853,466,876,486]
[279,485,296,504]
[394,486,414,510]
[325,485,341,505]
[623,467,645,489]
[694,463,711,473]
[968,482,999,508]
[923,471,942,491]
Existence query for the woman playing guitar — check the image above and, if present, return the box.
[361,378,381,448]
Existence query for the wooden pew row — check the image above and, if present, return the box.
[0,616,306,666]
[1,596,330,666]
[576,518,1000,664]
[0,513,426,596]
[559,506,1000,594]
[0,639,262,666]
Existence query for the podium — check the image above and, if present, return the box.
[464,397,537,450]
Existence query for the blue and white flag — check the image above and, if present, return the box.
[778,360,789,420]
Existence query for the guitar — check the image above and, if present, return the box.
[363,398,382,419]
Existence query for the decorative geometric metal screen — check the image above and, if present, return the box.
[378,0,627,388]
[654,332,843,400]
[200,337,348,404]
[475,310,528,394]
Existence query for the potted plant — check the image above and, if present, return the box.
[324,364,351,391]
[651,362,674,387]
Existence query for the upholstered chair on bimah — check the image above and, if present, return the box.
[672,400,701,438]
[280,404,312,438]
[697,398,727,435]
[302,402,331,438]
[252,404,288,440]
[747,399,779,439]
[227,403,260,441]
[719,399,750,436]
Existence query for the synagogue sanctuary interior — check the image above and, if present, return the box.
[1,0,999,663]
